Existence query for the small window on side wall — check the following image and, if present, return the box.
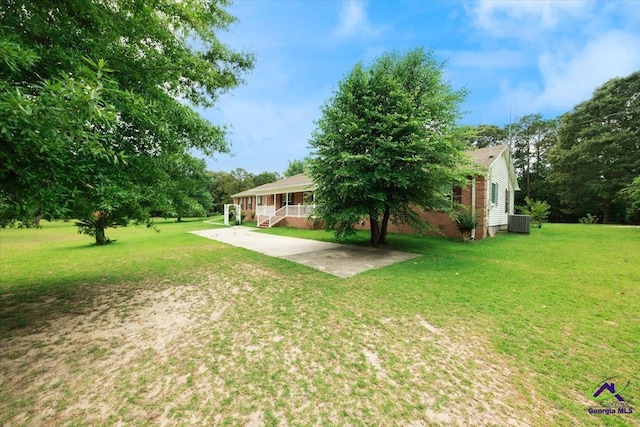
[505,189,509,213]
[491,182,498,205]
[453,186,462,204]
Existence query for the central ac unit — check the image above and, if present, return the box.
[508,215,531,234]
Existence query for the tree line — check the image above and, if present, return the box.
[1,1,637,246]
[229,70,640,229]
[462,69,640,224]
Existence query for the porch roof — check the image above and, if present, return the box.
[231,173,315,198]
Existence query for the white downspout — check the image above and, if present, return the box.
[486,167,492,237]
[471,178,476,240]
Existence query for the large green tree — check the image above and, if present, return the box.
[509,114,558,208]
[152,152,214,221]
[549,71,640,223]
[309,48,468,246]
[462,124,508,148]
[284,158,307,177]
[206,169,280,213]
[207,171,236,212]
[621,175,640,219]
[0,0,253,243]
[253,171,281,187]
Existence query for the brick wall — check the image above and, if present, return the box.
[276,216,324,230]
[239,179,490,239]
[352,177,489,240]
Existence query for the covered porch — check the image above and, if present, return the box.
[230,174,318,228]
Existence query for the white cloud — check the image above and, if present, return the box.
[502,30,640,115]
[471,0,591,38]
[334,0,378,38]
[446,49,529,70]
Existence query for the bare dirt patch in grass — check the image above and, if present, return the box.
[0,279,224,425]
[1,261,550,426]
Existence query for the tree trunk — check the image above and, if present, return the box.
[379,206,390,246]
[369,208,391,246]
[370,216,380,246]
[95,226,107,245]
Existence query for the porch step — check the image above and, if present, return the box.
[258,214,286,228]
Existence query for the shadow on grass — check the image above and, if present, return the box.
[260,226,471,255]
[61,241,123,250]
[0,276,123,334]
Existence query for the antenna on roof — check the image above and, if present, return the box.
[508,109,512,147]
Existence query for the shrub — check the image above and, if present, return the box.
[453,206,479,242]
[520,197,550,228]
[579,213,599,224]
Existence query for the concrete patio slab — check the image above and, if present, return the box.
[190,226,419,278]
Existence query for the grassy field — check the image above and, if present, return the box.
[0,220,638,426]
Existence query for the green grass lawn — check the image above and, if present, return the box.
[0,220,638,426]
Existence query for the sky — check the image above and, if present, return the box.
[200,0,640,174]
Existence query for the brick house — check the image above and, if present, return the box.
[231,144,519,239]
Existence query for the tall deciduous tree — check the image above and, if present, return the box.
[206,169,280,213]
[284,159,307,177]
[309,48,468,246]
[509,114,558,207]
[152,153,214,221]
[253,172,281,187]
[463,124,508,148]
[207,171,236,212]
[0,0,253,243]
[621,175,640,220]
[549,71,640,223]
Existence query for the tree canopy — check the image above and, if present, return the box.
[309,48,468,245]
[462,124,508,149]
[549,70,640,223]
[509,114,558,208]
[206,168,281,212]
[284,159,307,177]
[0,0,253,243]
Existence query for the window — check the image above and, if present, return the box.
[286,193,294,205]
[452,186,462,204]
[491,182,498,205]
[247,196,252,209]
[505,189,509,214]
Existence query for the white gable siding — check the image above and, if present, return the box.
[486,150,515,227]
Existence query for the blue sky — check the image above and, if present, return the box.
[201,0,640,174]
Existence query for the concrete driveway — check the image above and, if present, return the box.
[190,226,419,278]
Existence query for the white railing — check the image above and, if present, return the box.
[283,204,316,218]
[256,204,317,228]
[256,206,276,216]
